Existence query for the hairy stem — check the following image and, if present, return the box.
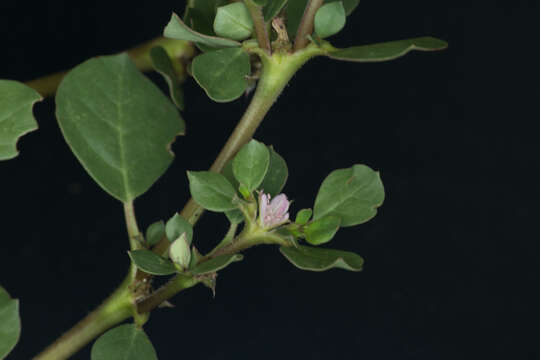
[244,0,272,54]
[294,0,324,52]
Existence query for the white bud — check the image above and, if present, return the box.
[169,233,191,270]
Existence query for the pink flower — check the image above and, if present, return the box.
[258,192,290,229]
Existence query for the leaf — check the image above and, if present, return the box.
[192,47,251,102]
[286,0,308,38]
[0,285,20,359]
[313,164,384,227]
[259,146,288,197]
[0,80,42,160]
[164,12,241,48]
[91,324,158,360]
[187,171,237,212]
[185,0,228,36]
[252,0,268,5]
[169,233,191,269]
[191,254,244,275]
[55,53,185,203]
[314,2,346,38]
[280,245,364,271]
[304,215,341,245]
[149,46,184,110]
[145,220,165,246]
[326,36,449,62]
[295,208,312,225]
[225,209,244,224]
[263,0,288,21]
[128,249,177,275]
[214,3,254,41]
[232,139,270,193]
[324,0,359,16]
[165,213,193,245]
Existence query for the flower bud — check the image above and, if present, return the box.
[169,233,191,270]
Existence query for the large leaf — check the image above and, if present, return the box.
[0,285,20,359]
[91,324,158,360]
[187,171,237,212]
[149,46,185,110]
[280,245,364,271]
[326,36,448,62]
[232,139,270,193]
[214,3,254,41]
[314,2,346,38]
[56,53,185,203]
[128,249,177,275]
[263,0,288,21]
[192,47,251,102]
[313,164,384,227]
[191,254,243,275]
[0,80,42,160]
[164,12,240,48]
[259,146,288,197]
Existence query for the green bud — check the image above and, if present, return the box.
[169,233,191,270]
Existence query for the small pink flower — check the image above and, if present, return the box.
[258,192,290,229]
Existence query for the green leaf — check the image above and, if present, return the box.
[225,209,244,224]
[165,213,193,245]
[185,0,228,36]
[324,0,359,16]
[259,146,288,196]
[304,215,341,245]
[191,254,243,275]
[169,233,191,269]
[313,164,384,227]
[0,285,20,359]
[295,208,312,225]
[263,0,288,21]
[314,2,346,38]
[214,3,254,41]
[91,324,158,360]
[164,12,241,48]
[232,139,270,193]
[187,171,237,212]
[149,46,185,110]
[128,249,177,275]
[286,0,308,38]
[253,0,268,5]
[280,245,364,271]
[192,47,251,102]
[145,220,165,246]
[0,80,42,160]
[326,36,449,62]
[55,53,185,203]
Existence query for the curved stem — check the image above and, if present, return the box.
[244,0,272,54]
[294,0,324,52]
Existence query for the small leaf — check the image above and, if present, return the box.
[326,36,449,62]
[313,164,384,227]
[258,146,288,196]
[91,324,158,360]
[149,46,185,110]
[56,53,185,203]
[165,213,193,245]
[214,3,254,41]
[145,220,165,246]
[169,233,191,269]
[225,209,244,224]
[164,12,240,48]
[191,254,244,275]
[185,0,228,36]
[187,171,237,212]
[0,285,20,359]
[263,0,288,21]
[304,215,341,245]
[295,208,312,225]
[314,2,346,38]
[324,0,359,16]
[232,139,270,193]
[280,245,364,271]
[128,250,177,275]
[0,80,42,160]
[192,47,251,102]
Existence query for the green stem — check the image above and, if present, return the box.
[123,201,141,251]
[294,0,324,52]
[244,0,272,54]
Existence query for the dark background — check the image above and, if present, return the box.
[1,1,537,359]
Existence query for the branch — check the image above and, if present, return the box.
[294,0,324,52]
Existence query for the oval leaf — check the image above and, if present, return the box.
[192,47,251,102]
[187,171,237,212]
[326,36,449,62]
[259,146,288,197]
[304,215,341,245]
[128,249,177,275]
[56,53,185,203]
[0,285,20,359]
[185,0,228,36]
[214,3,254,41]
[233,139,270,193]
[91,324,158,360]
[280,245,364,271]
[165,213,193,245]
[295,208,312,225]
[263,0,288,21]
[149,46,185,110]
[164,12,240,48]
[315,2,346,38]
[0,80,42,160]
[145,220,165,246]
[191,253,244,275]
[313,164,384,227]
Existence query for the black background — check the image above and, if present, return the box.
[1,1,537,359]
